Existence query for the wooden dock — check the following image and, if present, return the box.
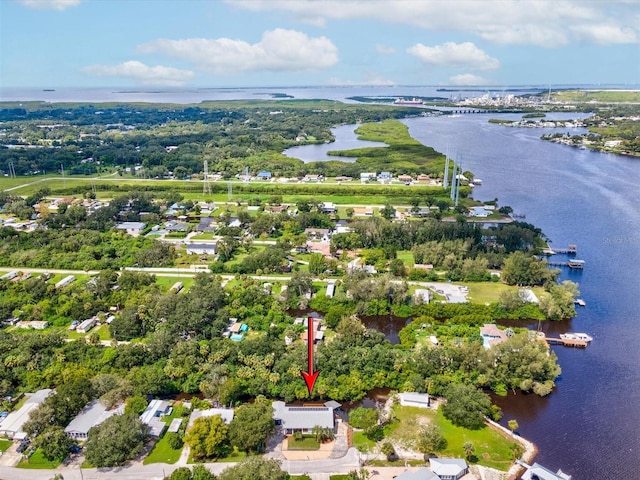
[545,337,587,348]
[542,244,577,255]
[546,259,585,269]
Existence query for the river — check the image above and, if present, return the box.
[4,86,639,478]
[286,113,640,479]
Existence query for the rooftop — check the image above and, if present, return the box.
[64,400,123,437]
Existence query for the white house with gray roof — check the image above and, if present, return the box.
[65,400,123,439]
[188,408,235,428]
[398,392,431,409]
[272,401,339,434]
[429,458,469,480]
[0,389,52,440]
[394,467,439,480]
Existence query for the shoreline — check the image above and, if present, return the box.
[485,418,538,480]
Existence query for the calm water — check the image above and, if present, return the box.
[287,112,640,479]
[4,86,639,478]
[408,115,640,480]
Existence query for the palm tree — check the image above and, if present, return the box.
[463,441,475,460]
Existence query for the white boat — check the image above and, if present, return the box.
[560,333,593,342]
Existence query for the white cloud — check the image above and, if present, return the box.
[138,29,338,74]
[82,61,195,86]
[226,0,639,47]
[407,42,500,70]
[449,74,492,86]
[375,44,396,55]
[571,23,638,44]
[19,0,82,10]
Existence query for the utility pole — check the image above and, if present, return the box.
[203,160,211,195]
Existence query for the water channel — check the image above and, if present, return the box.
[284,112,640,480]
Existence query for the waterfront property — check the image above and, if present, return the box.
[272,401,339,435]
[480,324,509,349]
[428,458,469,480]
[520,461,572,480]
[64,400,123,440]
[398,392,431,409]
[394,468,440,480]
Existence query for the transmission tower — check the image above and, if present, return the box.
[203,161,212,195]
[443,154,450,190]
[227,180,232,202]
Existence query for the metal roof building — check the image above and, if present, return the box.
[0,389,53,440]
[64,400,123,439]
[272,401,338,434]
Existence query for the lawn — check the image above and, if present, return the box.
[464,282,545,305]
[287,435,320,450]
[155,276,195,292]
[397,250,415,267]
[143,404,188,465]
[16,449,62,469]
[0,439,12,452]
[385,405,520,471]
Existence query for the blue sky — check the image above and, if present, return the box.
[1,0,639,88]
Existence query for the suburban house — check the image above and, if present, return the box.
[429,458,469,480]
[326,281,336,298]
[76,316,98,333]
[115,221,146,237]
[0,389,53,440]
[378,171,393,183]
[55,275,76,289]
[165,220,190,232]
[413,289,431,305]
[265,204,289,213]
[294,317,325,344]
[394,468,439,480]
[398,392,431,409]
[335,176,353,182]
[397,174,413,183]
[272,400,339,435]
[140,399,172,437]
[257,170,272,180]
[360,172,377,182]
[303,174,323,182]
[196,217,217,233]
[304,228,331,241]
[17,320,49,330]
[417,174,431,182]
[521,462,572,480]
[469,206,491,218]
[185,243,218,256]
[480,324,509,349]
[352,207,374,217]
[64,400,123,440]
[321,202,336,214]
[188,408,235,428]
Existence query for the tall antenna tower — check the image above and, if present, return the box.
[454,161,461,207]
[61,163,66,188]
[227,180,232,202]
[203,160,211,195]
[8,161,16,178]
[450,163,457,201]
[443,152,450,190]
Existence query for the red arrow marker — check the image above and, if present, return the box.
[301,316,320,395]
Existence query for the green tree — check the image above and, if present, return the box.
[417,424,447,454]
[348,407,378,430]
[308,253,326,275]
[380,202,396,220]
[228,396,274,453]
[463,441,475,460]
[441,384,491,430]
[508,419,519,433]
[125,395,148,416]
[169,467,193,480]
[184,415,229,459]
[85,413,148,467]
[381,441,396,461]
[217,457,289,480]
[34,426,75,461]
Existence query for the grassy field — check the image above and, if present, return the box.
[385,405,520,471]
[16,449,62,469]
[397,250,415,267]
[464,282,545,304]
[155,276,196,292]
[552,90,640,103]
[0,439,12,452]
